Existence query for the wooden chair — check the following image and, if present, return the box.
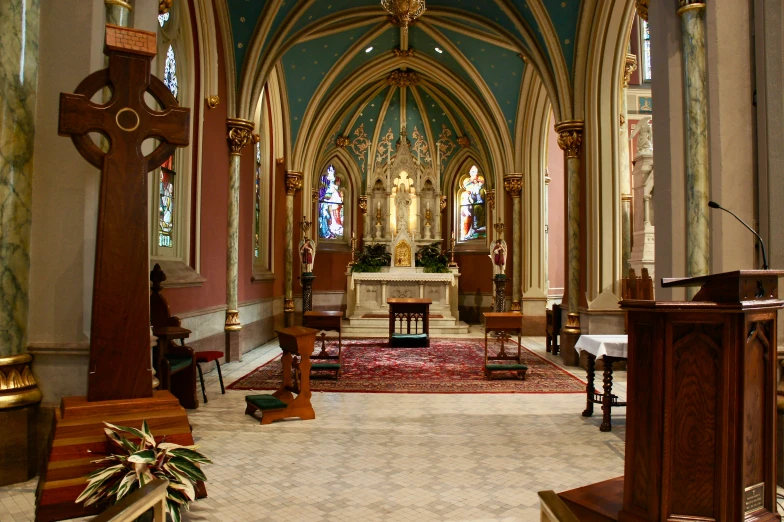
[150,264,198,409]
[545,303,561,355]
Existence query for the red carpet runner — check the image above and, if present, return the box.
[228,338,585,394]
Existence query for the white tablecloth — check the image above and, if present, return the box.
[574,335,629,359]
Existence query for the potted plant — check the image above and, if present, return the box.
[76,421,211,522]
[351,243,391,272]
[416,241,450,273]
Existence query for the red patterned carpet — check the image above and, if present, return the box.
[228,338,586,394]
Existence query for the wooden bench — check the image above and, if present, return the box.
[303,311,343,379]
[387,298,431,348]
[245,326,318,425]
[483,312,527,379]
[150,264,197,409]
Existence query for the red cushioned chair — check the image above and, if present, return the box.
[195,351,225,403]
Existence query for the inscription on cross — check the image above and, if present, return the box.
[58,25,190,401]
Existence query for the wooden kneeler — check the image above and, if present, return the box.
[245,327,318,425]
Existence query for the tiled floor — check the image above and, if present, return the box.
[1,334,632,522]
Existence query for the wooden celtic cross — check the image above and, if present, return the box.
[58,25,190,401]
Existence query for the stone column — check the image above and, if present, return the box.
[359,195,369,239]
[284,171,303,325]
[621,54,637,277]
[544,171,551,297]
[679,0,710,296]
[555,121,584,366]
[0,0,42,486]
[225,118,255,361]
[105,0,132,26]
[630,118,655,279]
[504,175,523,312]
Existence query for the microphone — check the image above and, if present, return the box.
[708,200,769,270]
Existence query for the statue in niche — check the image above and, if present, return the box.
[489,239,507,276]
[299,237,316,274]
[634,116,653,155]
[394,176,412,233]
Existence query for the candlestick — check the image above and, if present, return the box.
[448,233,458,268]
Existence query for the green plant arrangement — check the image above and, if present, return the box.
[351,242,391,272]
[416,241,450,273]
[76,421,211,522]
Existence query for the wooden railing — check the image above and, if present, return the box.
[91,479,169,522]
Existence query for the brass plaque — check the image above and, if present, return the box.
[744,482,765,515]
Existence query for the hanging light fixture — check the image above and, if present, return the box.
[381,0,426,34]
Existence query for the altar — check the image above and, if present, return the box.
[343,267,469,336]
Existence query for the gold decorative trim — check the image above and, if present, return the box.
[115,108,140,132]
[392,47,415,58]
[206,95,220,109]
[621,194,633,202]
[226,118,255,156]
[359,195,368,214]
[105,0,133,11]
[677,2,705,16]
[562,312,581,334]
[285,171,303,195]
[440,195,447,212]
[504,174,523,198]
[336,135,350,148]
[635,0,649,21]
[284,299,295,312]
[387,70,420,87]
[554,120,584,159]
[224,309,242,331]
[457,135,471,149]
[486,189,495,211]
[0,353,42,410]
[276,158,285,166]
[623,54,638,89]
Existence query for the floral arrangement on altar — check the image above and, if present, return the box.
[351,243,391,272]
[416,242,450,273]
[76,421,211,522]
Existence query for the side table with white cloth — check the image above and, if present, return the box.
[574,335,628,432]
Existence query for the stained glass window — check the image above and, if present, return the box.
[317,165,344,240]
[254,142,261,258]
[163,45,178,99]
[642,20,652,82]
[458,165,486,241]
[159,164,175,247]
[158,12,170,27]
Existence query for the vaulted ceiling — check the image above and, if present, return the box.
[225,0,582,180]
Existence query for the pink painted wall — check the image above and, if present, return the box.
[547,115,566,297]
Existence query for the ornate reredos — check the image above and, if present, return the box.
[391,226,416,268]
[370,133,434,194]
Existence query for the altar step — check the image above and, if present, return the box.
[342,316,470,336]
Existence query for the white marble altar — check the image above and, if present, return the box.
[344,267,469,335]
[629,117,655,280]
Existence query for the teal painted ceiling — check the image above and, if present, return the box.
[225,0,583,179]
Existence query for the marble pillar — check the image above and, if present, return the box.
[544,172,551,297]
[284,171,303,324]
[359,195,369,239]
[621,54,637,277]
[504,175,523,312]
[555,121,583,366]
[225,119,255,361]
[0,0,42,486]
[679,1,711,295]
[630,118,656,279]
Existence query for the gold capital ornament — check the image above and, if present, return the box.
[393,47,416,58]
[677,0,705,16]
[387,70,420,87]
[226,118,255,156]
[225,309,241,331]
[359,195,369,214]
[0,354,42,410]
[555,120,584,159]
[285,171,303,195]
[623,54,638,89]
[206,95,220,109]
[504,174,523,198]
[336,135,350,148]
[486,189,496,211]
[636,0,649,20]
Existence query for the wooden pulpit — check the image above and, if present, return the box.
[36,26,198,522]
[543,270,784,522]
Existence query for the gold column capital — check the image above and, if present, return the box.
[359,195,369,214]
[105,0,133,11]
[636,0,649,20]
[226,118,255,156]
[225,309,241,331]
[677,1,705,16]
[555,120,584,159]
[623,54,638,89]
[0,353,42,410]
[503,174,523,198]
[285,171,303,195]
[206,95,220,109]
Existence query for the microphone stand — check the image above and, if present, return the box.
[708,201,769,270]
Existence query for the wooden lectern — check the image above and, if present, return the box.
[543,270,784,522]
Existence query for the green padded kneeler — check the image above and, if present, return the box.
[165,355,193,373]
[485,364,528,371]
[245,394,288,411]
[311,363,341,370]
[390,333,429,347]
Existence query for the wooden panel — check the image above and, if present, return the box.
[744,321,767,488]
[667,321,722,518]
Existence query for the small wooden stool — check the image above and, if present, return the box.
[194,351,225,403]
[303,311,343,379]
[244,326,318,425]
[483,312,527,379]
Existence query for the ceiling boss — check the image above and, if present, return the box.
[381,0,426,34]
